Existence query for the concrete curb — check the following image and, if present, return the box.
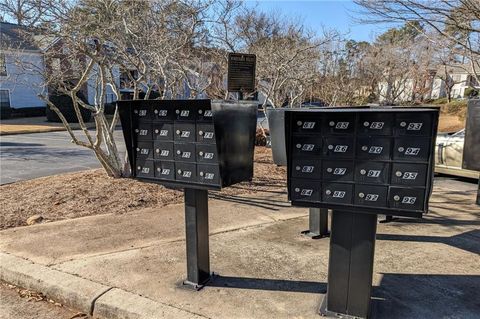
[0,253,206,318]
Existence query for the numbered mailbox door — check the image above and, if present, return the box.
[322,160,354,182]
[154,161,175,180]
[324,137,355,159]
[354,185,388,208]
[357,137,392,160]
[389,187,425,211]
[322,183,353,204]
[391,163,428,186]
[393,138,431,162]
[358,113,393,135]
[291,159,322,179]
[291,179,321,202]
[355,161,390,184]
[292,136,322,157]
[323,114,356,135]
[396,113,433,136]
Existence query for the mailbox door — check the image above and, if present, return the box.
[322,183,354,204]
[175,163,197,182]
[154,142,174,161]
[323,137,355,159]
[135,158,154,178]
[393,137,431,162]
[323,113,356,135]
[292,135,323,157]
[291,159,322,179]
[197,123,216,144]
[356,137,392,160]
[391,163,428,186]
[152,104,174,121]
[354,161,390,184]
[291,179,321,202]
[154,161,175,180]
[395,113,433,136]
[174,105,196,122]
[174,123,196,143]
[358,113,393,136]
[197,164,221,185]
[389,187,425,211]
[196,144,218,163]
[322,160,355,182]
[133,104,152,122]
[174,143,196,163]
[196,107,214,122]
[354,185,388,208]
[291,114,322,133]
[135,124,152,141]
[152,123,174,141]
[136,141,153,160]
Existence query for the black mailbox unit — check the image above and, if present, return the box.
[285,107,439,318]
[119,99,257,288]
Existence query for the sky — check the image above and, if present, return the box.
[244,0,395,42]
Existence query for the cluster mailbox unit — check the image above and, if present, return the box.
[118,99,257,288]
[285,107,439,318]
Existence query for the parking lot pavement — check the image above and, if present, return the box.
[0,130,125,185]
[0,179,478,319]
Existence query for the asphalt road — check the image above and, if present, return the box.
[0,130,126,185]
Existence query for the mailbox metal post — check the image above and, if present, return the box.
[183,188,211,289]
[320,210,377,318]
[302,208,329,238]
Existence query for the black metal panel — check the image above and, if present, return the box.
[227,53,256,92]
[463,99,480,171]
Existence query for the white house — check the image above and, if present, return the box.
[0,22,47,116]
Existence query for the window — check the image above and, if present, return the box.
[0,90,10,108]
[0,53,6,76]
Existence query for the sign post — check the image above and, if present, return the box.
[227,53,256,100]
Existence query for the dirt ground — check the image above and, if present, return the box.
[438,113,465,132]
[0,147,286,230]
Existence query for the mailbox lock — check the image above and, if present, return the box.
[400,121,407,127]
[154,129,159,134]
[176,110,180,114]
[296,144,302,149]
[327,167,333,173]
[156,167,161,172]
[199,171,204,177]
[363,121,369,127]
[358,192,365,198]
[137,166,141,170]
[361,145,368,151]
[154,109,158,114]
[199,130,204,136]
[134,110,138,114]
[135,129,139,133]
[395,171,402,177]
[297,121,302,126]
[328,144,334,150]
[176,150,182,155]
[198,109,203,114]
[155,149,160,153]
[325,190,332,195]
[136,147,140,151]
[329,121,335,127]
[398,147,405,152]
[199,151,204,156]
[177,169,182,174]
[295,166,301,171]
[360,169,366,175]
[176,130,181,135]
[394,195,400,201]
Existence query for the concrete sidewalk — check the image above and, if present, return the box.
[1,180,479,319]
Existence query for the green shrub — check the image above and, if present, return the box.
[464,87,479,98]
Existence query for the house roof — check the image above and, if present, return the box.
[437,64,471,75]
[0,21,40,51]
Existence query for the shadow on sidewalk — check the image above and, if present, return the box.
[209,193,291,211]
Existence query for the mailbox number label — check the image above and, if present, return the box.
[159,129,168,136]
[402,196,417,204]
[204,110,213,117]
[302,144,315,151]
[139,109,147,116]
[180,110,189,117]
[139,129,148,136]
[140,148,149,155]
[370,122,384,129]
[405,147,420,155]
[365,194,379,201]
[204,132,214,139]
[183,171,192,178]
[301,189,313,196]
[369,146,383,154]
[181,152,191,159]
[302,166,315,173]
[205,173,215,180]
[333,191,346,198]
[181,131,191,138]
[158,110,168,117]
[333,168,347,175]
[402,172,418,179]
[367,170,381,177]
[141,167,150,174]
[334,145,348,153]
[160,150,169,157]
[204,152,214,159]
[407,123,423,130]
[161,168,170,175]
[335,122,349,129]
[303,122,316,129]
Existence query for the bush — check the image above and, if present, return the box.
[46,91,92,123]
[464,87,479,98]
[432,97,449,105]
